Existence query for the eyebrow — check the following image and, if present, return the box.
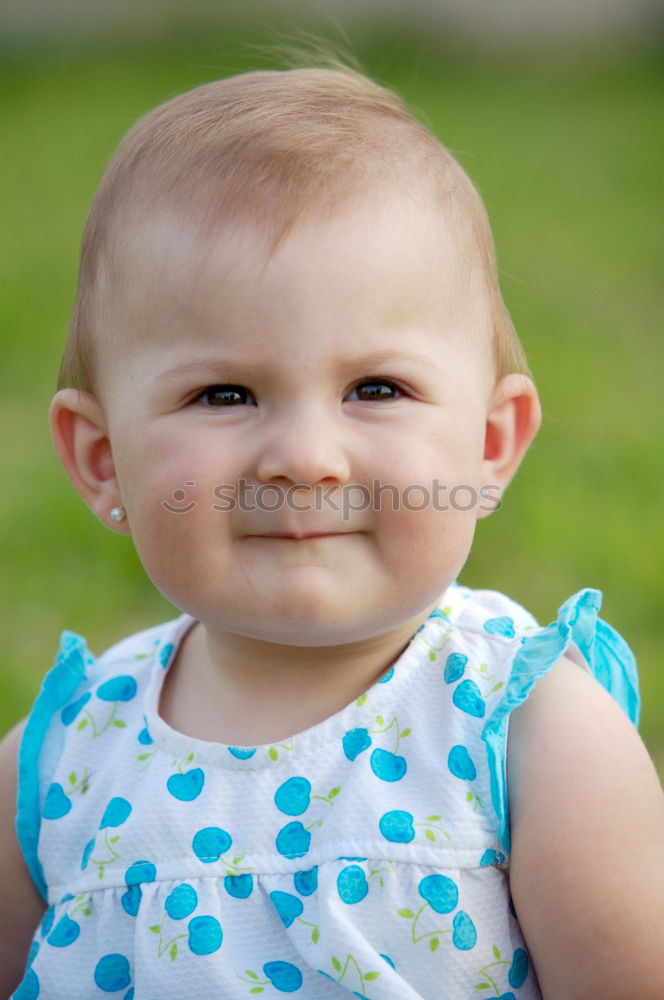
[159,349,443,380]
[343,350,444,372]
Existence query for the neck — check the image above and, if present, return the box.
[160,610,434,746]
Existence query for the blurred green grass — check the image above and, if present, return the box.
[1,30,662,773]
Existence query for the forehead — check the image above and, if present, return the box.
[102,192,492,382]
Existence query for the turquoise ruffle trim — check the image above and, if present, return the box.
[482,588,640,854]
[16,631,92,900]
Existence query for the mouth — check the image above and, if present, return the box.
[251,531,352,541]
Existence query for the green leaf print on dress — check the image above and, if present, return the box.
[368,714,411,782]
[319,953,381,998]
[268,737,295,762]
[167,751,205,801]
[148,882,224,961]
[269,890,320,943]
[396,875,477,952]
[379,809,451,844]
[191,826,255,876]
[273,773,343,834]
[474,944,530,995]
[418,614,451,662]
[75,676,138,737]
[238,961,303,993]
[81,796,133,881]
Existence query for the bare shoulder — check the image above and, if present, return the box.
[0,721,47,998]
[507,655,664,1000]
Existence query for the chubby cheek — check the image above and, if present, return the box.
[127,500,227,609]
[369,416,487,580]
[370,430,487,521]
[374,497,478,617]
[112,422,224,519]
[109,430,221,588]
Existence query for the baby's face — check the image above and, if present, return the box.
[99,195,497,647]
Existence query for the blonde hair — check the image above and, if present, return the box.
[60,65,529,391]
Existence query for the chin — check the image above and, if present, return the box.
[241,595,376,648]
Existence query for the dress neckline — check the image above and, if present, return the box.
[143,590,460,770]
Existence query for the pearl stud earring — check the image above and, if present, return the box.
[110,506,127,523]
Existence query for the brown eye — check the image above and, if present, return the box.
[199,385,255,406]
[348,380,401,402]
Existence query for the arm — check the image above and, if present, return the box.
[507,655,664,1000]
[0,721,47,999]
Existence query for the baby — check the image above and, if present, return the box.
[1,65,662,1000]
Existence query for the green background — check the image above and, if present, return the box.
[1,25,662,773]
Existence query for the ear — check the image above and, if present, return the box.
[49,389,130,533]
[478,373,541,519]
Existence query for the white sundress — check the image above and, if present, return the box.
[13,584,639,999]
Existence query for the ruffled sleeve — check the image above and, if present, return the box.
[16,631,93,900]
[482,589,640,854]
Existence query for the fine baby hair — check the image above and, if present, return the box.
[60,65,528,394]
[1,59,663,1000]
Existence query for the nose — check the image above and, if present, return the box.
[255,409,351,487]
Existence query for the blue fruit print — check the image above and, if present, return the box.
[274,776,311,816]
[159,642,174,668]
[13,969,40,1000]
[447,745,477,781]
[99,797,132,829]
[270,890,304,927]
[276,821,311,859]
[483,616,515,638]
[165,883,198,919]
[227,746,257,760]
[451,910,477,950]
[187,915,223,955]
[418,874,459,914]
[81,838,95,870]
[96,676,137,702]
[94,953,132,991]
[124,860,157,886]
[337,865,369,904]
[192,826,232,863]
[121,884,142,917]
[479,848,505,867]
[342,728,372,761]
[61,691,91,726]
[294,866,318,896]
[137,724,153,746]
[370,748,407,782]
[452,679,485,718]
[378,665,395,683]
[43,782,72,820]
[444,652,468,684]
[167,768,205,802]
[47,914,80,947]
[263,961,303,992]
[378,809,415,843]
[508,947,529,988]
[224,874,254,899]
